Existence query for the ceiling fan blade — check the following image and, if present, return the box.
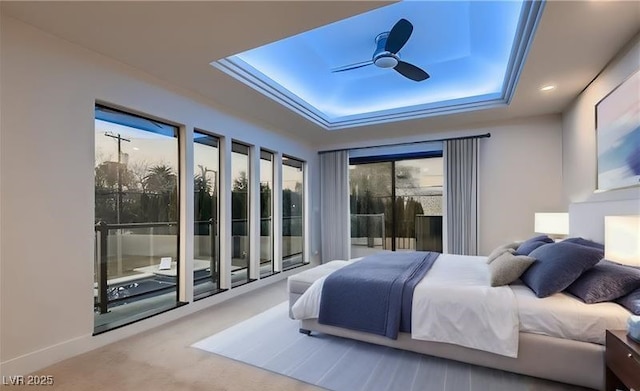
[331,60,374,73]
[394,61,430,81]
[385,18,413,54]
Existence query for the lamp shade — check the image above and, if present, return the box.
[605,215,640,267]
[534,213,569,236]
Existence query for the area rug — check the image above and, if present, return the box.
[192,302,591,391]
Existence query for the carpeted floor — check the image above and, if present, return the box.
[8,280,320,391]
[13,278,594,391]
[193,302,594,391]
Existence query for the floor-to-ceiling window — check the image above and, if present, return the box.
[94,105,180,333]
[260,150,275,277]
[231,142,251,286]
[282,156,305,269]
[193,131,221,299]
[92,103,314,333]
[349,155,443,258]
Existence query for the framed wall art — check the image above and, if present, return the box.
[596,69,640,191]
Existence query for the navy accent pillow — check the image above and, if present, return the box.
[521,242,603,298]
[565,260,640,303]
[563,237,605,251]
[617,288,640,315]
[516,235,554,255]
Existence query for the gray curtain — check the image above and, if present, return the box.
[320,151,350,262]
[444,138,479,255]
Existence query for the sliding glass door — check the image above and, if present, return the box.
[349,155,443,257]
[394,158,443,252]
[350,162,393,257]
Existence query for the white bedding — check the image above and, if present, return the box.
[410,254,519,357]
[291,274,329,320]
[512,283,630,345]
[290,252,631,357]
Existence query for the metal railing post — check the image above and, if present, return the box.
[96,221,109,314]
[209,218,217,286]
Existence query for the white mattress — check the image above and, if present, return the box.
[512,282,630,345]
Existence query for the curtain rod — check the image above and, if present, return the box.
[318,132,491,155]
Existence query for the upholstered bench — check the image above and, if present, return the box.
[287,260,350,318]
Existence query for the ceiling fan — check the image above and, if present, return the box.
[331,18,430,82]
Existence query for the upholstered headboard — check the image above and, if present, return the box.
[569,199,640,243]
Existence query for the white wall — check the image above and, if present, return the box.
[478,116,564,254]
[563,33,640,206]
[328,115,565,256]
[0,16,320,375]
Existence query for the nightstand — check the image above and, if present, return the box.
[606,330,640,391]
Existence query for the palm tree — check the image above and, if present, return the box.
[194,165,216,234]
[143,165,176,194]
[233,171,248,191]
[195,165,214,194]
[141,165,177,223]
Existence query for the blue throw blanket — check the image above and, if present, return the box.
[318,251,439,339]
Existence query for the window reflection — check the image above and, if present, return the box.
[193,131,220,299]
[231,142,251,286]
[260,150,274,277]
[282,156,304,269]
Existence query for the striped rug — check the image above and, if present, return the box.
[192,302,592,391]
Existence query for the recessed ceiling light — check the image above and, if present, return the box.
[133,147,140,151]
[540,85,556,92]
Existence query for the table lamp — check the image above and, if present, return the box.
[605,215,640,267]
[605,215,640,342]
[534,212,569,240]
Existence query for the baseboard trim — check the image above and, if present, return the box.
[0,334,91,378]
[0,264,314,377]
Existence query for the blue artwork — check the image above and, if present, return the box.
[597,70,640,191]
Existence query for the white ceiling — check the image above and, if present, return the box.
[2,1,639,148]
[216,1,535,129]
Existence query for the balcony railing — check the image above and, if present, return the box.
[95,221,181,314]
[95,217,303,313]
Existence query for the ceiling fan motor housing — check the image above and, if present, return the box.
[331,19,428,81]
[373,32,399,68]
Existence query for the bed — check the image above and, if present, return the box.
[287,201,639,390]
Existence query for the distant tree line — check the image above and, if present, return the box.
[229,171,302,237]
[95,162,178,228]
[349,162,425,240]
[350,190,424,240]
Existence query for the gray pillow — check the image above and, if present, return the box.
[489,252,535,287]
[487,247,515,264]
[487,242,519,264]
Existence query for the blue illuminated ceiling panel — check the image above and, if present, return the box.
[213,1,545,130]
